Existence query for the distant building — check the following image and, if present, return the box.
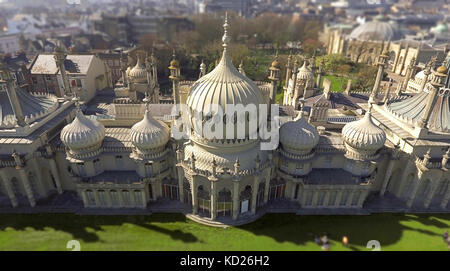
[28,48,113,102]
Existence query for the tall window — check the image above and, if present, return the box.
[162,178,179,200]
[197,185,210,215]
[217,189,232,217]
[269,178,286,201]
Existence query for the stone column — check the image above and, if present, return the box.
[48,158,63,194]
[396,159,414,197]
[191,176,198,215]
[130,189,136,208]
[18,168,36,207]
[346,191,354,207]
[106,190,113,207]
[30,159,47,197]
[150,183,157,201]
[80,189,88,207]
[93,190,100,207]
[177,167,184,203]
[210,180,217,220]
[406,174,421,208]
[0,170,18,207]
[323,191,330,207]
[358,190,369,207]
[335,190,343,207]
[290,181,297,200]
[380,160,396,196]
[251,177,259,215]
[264,176,270,204]
[232,178,240,220]
[424,179,441,209]
[311,191,319,208]
[118,190,124,207]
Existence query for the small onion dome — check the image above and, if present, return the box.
[169,58,180,69]
[271,58,280,69]
[128,57,147,83]
[130,109,170,153]
[342,111,386,158]
[297,61,314,81]
[437,65,448,74]
[60,110,105,156]
[280,112,319,155]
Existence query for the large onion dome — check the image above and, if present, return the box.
[130,108,170,154]
[60,108,105,158]
[342,111,386,159]
[185,16,264,145]
[280,112,319,155]
[128,56,147,84]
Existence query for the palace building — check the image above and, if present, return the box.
[0,16,449,226]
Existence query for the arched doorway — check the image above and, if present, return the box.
[183,179,192,206]
[239,185,252,214]
[386,168,402,194]
[434,179,449,204]
[110,190,119,207]
[197,185,210,216]
[217,188,232,217]
[98,190,107,207]
[86,190,96,206]
[41,167,57,192]
[402,174,415,200]
[28,172,40,199]
[269,178,286,201]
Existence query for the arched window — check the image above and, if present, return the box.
[98,190,107,207]
[239,185,252,214]
[269,178,286,201]
[110,190,119,207]
[134,190,143,206]
[122,190,131,206]
[217,188,232,217]
[86,190,95,206]
[162,178,179,200]
[197,185,210,215]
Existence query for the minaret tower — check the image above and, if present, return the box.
[369,44,388,104]
[53,45,71,97]
[268,54,281,118]
[168,50,181,105]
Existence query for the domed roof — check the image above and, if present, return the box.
[60,107,105,156]
[0,87,58,129]
[186,16,264,143]
[297,61,314,81]
[342,111,386,152]
[280,112,319,155]
[349,18,400,42]
[128,56,147,83]
[130,108,170,152]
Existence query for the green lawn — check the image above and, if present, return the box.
[321,74,349,92]
[0,213,448,251]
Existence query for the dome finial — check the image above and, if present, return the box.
[222,12,230,51]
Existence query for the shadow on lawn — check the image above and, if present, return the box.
[0,213,448,249]
[0,213,198,244]
[238,213,450,250]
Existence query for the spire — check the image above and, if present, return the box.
[222,12,230,53]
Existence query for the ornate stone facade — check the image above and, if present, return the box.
[0,18,449,226]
